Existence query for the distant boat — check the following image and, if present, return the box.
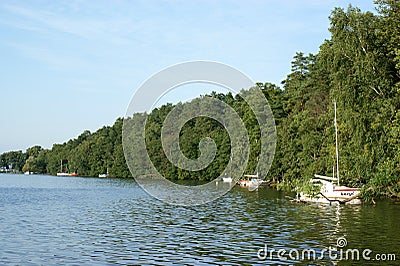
[221,176,232,183]
[297,101,361,205]
[24,171,30,175]
[57,160,78,177]
[238,173,265,191]
[99,168,109,178]
[56,172,69,176]
[57,172,78,177]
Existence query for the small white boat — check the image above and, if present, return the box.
[298,175,361,205]
[57,160,67,176]
[57,172,75,176]
[57,172,69,176]
[248,179,264,192]
[222,176,232,183]
[57,160,78,177]
[99,168,109,178]
[238,173,265,191]
[298,101,361,205]
[24,171,30,175]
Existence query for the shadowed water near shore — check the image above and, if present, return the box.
[0,174,399,265]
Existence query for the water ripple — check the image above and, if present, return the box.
[0,174,399,265]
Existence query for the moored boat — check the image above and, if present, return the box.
[56,172,69,176]
[57,172,78,177]
[298,175,361,204]
[238,174,266,191]
[222,176,232,183]
[99,168,109,178]
[57,160,78,177]
[298,101,361,205]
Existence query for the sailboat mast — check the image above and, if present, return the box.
[334,101,340,186]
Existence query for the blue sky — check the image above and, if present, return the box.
[0,0,376,153]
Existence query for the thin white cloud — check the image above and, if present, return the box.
[1,4,139,45]
[3,41,92,71]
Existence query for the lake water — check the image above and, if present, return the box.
[0,174,399,265]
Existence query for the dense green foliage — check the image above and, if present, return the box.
[1,119,131,178]
[0,150,26,172]
[1,1,399,200]
[272,1,400,200]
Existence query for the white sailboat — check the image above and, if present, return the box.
[298,101,361,205]
[57,160,69,176]
[99,168,109,178]
[221,176,233,183]
[57,160,78,177]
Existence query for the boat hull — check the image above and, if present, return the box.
[238,179,264,191]
[57,173,69,177]
[222,177,232,183]
[299,186,361,205]
[57,173,78,177]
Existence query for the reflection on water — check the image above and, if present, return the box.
[0,174,398,265]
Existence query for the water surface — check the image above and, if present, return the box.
[0,174,399,265]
